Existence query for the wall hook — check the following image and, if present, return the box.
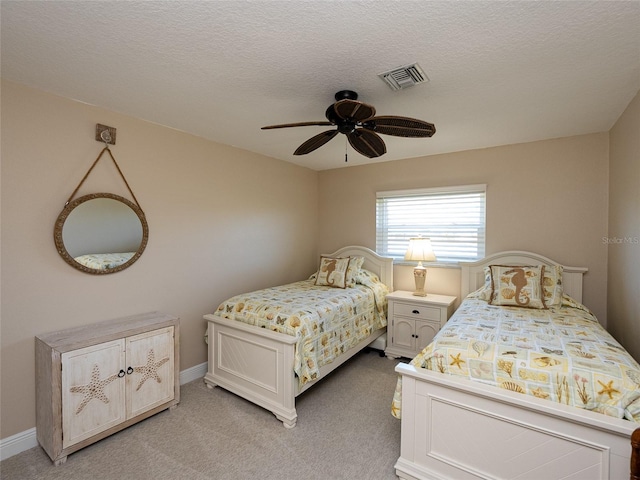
[95,124,116,146]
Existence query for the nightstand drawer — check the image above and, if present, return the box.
[394,302,441,321]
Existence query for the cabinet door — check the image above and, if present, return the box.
[392,317,415,351]
[415,321,439,352]
[61,340,126,449]
[126,327,175,418]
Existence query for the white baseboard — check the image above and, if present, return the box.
[179,361,207,385]
[0,362,208,462]
[0,428,38,462]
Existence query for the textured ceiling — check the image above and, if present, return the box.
[2,1,639,171]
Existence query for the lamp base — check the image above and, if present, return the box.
[412,265,427,296]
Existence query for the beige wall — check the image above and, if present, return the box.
[2,79,635,444]
[318,133,610,319]
[608,89,640,360]
[0,80,319,438]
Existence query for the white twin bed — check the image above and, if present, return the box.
[394,251,639,480]
[203,245,393,428]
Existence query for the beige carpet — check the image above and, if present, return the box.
[1,351,403,480]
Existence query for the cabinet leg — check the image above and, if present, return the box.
[54,456,67,466]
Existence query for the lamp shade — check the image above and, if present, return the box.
[404,237,437,262]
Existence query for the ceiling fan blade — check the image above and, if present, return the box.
[347,129,386,158]
[365,116,436,137]
[293,129,339,155]
[262,121,333,130]
[333,99,376,123]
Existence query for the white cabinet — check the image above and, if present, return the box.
[36,312,179,465]
[385,292,456,359]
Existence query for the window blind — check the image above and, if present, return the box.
[376,185,486,263]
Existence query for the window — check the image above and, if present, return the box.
[376,184,486,263]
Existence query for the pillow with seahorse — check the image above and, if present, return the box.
[489,265,546,309]
[315,256,350,288]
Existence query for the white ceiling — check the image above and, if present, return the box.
[2,1,639,171]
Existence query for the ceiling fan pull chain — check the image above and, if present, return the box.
[345,137,348,162]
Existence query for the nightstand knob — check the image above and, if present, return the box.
[412,310,420,315]
[127,366,134,375]
[118,369,125,378]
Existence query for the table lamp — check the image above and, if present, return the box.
[404,237,436,296]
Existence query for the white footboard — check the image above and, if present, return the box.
[204,314,299,428]
[395,363,635,480]
[205,313,386,428]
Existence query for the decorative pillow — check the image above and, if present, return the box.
[474,266,492,301]
[356,268,382,287]
[489,265,546,309]
[542,265,563,307]
[345,256,365,288]
[315,256,351,288]
[561,293,592,314]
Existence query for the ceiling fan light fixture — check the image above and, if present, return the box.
[378,63,429,91]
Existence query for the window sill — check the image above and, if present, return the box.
[394,261,462,269]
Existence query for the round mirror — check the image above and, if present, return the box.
[54,193,149,274]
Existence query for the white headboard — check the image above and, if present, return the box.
[460,251,588,303]
[323,245,394,292]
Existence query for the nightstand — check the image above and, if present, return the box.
[385,291,456,359]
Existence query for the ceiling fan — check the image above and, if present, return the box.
[261,90,436,159]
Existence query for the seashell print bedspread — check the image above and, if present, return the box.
[213,277,388,387]
[392,295,640,422]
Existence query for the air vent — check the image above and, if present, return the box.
[378,63,429,91]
